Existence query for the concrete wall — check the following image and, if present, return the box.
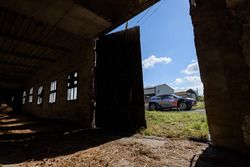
[144,88,155,96]
[21,40,94,127]
[190,0,250,152]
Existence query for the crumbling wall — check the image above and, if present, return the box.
[190,0,250,152]
[22,40,94,127]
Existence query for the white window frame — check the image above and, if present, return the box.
[67,72,78,101]
[28,88,33,103]
[37,86,43,105]
[22,91,26,104]
[49,80,57,103]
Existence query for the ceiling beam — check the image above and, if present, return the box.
[0,68,34,75]
[0,61,42,69]
[0,49,57,62]
[0,71,33,78]
[0,65,36,73]
[0,75,26,82]
[0,76,28,82]
[94,0,160,37]
[0,32,71,53]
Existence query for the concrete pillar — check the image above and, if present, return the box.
[190,0,250,152]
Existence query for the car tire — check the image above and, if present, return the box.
[149,103,157,111]
[178,102,187,111]
[186,106,192,110]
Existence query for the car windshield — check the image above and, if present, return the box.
[150,96,158,100]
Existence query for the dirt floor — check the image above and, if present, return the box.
[1,114,250,167]
[5,136,207,167]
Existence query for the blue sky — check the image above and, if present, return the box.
[112,0,203,95]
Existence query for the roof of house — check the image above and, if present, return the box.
[175,89,198,95]
[144,84,173,90]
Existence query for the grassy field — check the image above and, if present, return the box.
[140,111,209,141]
[192,101,205,110]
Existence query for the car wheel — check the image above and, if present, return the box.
[186,106,192,110]
[178,102,187,111]
[149,103,157,111]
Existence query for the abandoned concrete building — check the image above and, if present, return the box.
[0,0,250,155]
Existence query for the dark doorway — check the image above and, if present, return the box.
[0,89,21,113]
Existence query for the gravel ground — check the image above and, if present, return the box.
[8,135,208,167]
[4,135,250,167]
[1,114,249,167]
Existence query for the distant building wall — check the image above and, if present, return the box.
[155,84,174,96]
[144,84,174,103]
[144,87,155,96]
[175,91,187,97]
[175,89,198,99]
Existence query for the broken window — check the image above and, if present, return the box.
[49,81,57,103]
[67,72,78,101]
[37,86,43,104]
[28,88,33,103]
[22,91,26,104]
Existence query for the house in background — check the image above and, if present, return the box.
[144,84,174,102]
[175,89,198,100]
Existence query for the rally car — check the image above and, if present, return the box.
[148,94,196,111]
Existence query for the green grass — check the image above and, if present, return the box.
[140,111,209,141]
[193,101,205,110]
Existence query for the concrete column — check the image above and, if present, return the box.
[190,0,250,152]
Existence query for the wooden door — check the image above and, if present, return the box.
[95,27,146,131]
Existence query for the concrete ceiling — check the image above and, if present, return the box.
[0,0,159,89]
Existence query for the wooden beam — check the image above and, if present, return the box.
[0,49,57,62]
[0,75,26,82]
[0,32,72,53]
[0,61,42,69]
[0,68,34,75]
[93,0,160,37]
[0,65,36,73]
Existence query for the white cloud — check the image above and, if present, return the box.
[142,55,172,69]
[171,75,204,95]
[170,60,203,95]
[184,76,201,84]
[181,62,199,75]
[174,78,184,85]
